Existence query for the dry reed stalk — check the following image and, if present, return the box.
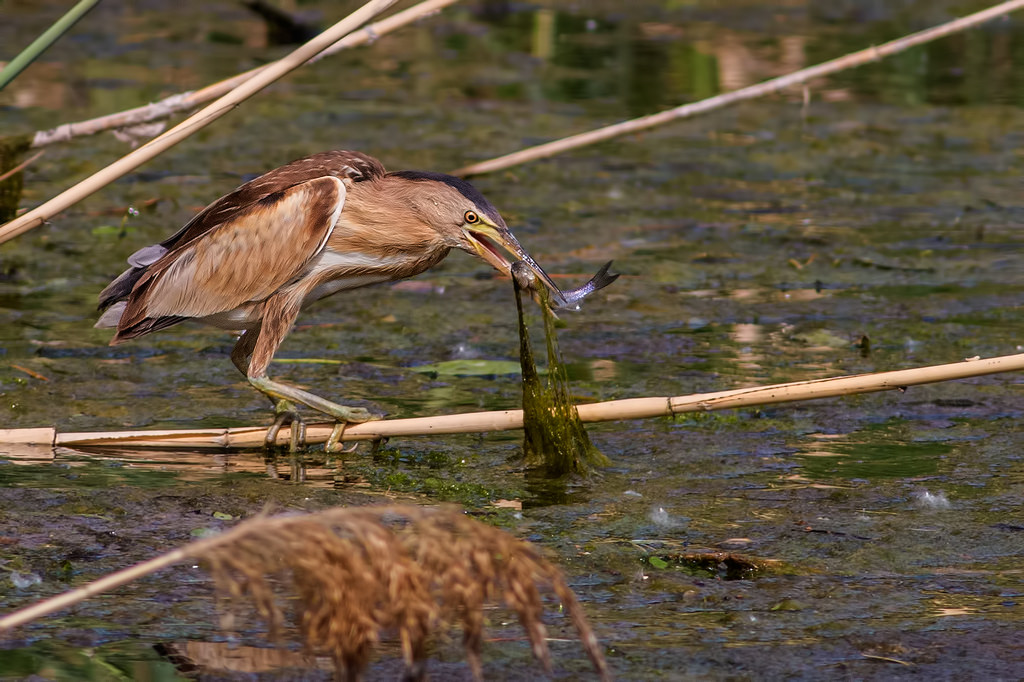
[2,351,1022,450]
[453,0,1024,177]
[0,0,399,246]
[26,0,461,150]
[0,506,610,681]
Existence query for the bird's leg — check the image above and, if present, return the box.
[250,377,372,453]
[241,297,378,445]
[325,422,346,453]
[324,422,361,454]
[232,329,308,450]
[230,329,259,377]
[248,376,375,424]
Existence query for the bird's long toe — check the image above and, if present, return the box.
[323,404,375,423]
[265,399,305,452]
[249,375,380,430]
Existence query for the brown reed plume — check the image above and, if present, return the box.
[197,506,610,681]
[0,505,609,680]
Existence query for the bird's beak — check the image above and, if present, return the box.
[465,225,567,306]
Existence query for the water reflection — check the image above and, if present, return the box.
[8,1,1024,119]
[474,1,1024,110]
[1,445,345,488]
[794,422,949,482]
[730,322,765,374]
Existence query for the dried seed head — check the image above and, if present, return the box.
[195,506,610,681]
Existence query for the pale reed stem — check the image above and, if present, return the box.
[3,353,1021,449]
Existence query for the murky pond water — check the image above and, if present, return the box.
[3,0,1024,679]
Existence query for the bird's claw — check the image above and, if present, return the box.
[265,400,306,453]
[324,405,385,453]
[319,404,380,450]
[325,422,359,454]
[248,375,380,431]
[321,406,376,454]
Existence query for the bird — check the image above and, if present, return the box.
[96,150,568,448]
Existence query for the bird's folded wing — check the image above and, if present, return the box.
[121,176,346,326]
[157,150,385,253]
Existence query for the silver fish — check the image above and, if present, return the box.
[511,260,619,310]
[553,260,619,310]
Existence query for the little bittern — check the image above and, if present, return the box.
[97,150,575,442]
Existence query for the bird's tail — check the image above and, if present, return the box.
[97,243,168,311]
[94,301,127,329]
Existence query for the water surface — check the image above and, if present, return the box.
[2,0,1024,679]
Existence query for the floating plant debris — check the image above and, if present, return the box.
[645,551,779,580]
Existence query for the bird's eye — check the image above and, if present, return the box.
[464,210,479,224]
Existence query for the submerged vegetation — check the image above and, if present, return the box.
[0,134,31,222]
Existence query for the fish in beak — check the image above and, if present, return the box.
[465,226,619,310]
[465,226,569,307]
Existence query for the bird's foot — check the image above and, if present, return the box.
[325,422,359,454]
[265,399,306,452]
[316,400,376,424]
[249,376,380,452]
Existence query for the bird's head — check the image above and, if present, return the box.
[383,170,567,306]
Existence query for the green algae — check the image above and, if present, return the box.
[513,266,609,477]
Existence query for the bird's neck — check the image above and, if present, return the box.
[329,180,449,266]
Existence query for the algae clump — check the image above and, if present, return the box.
[512,262,609,477]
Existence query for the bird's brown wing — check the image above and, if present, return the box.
[98,151,386,313]
[112,175,346,342]
[160,150,386,253]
